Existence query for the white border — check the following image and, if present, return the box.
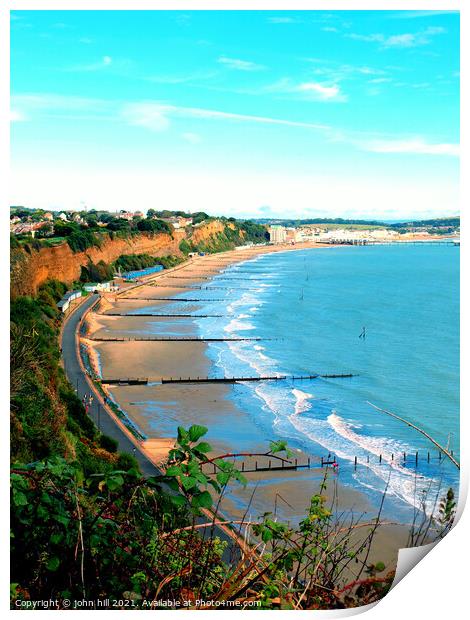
[2,1,466,618]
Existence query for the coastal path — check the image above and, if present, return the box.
[61,294,159,477]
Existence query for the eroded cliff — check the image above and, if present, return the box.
[11,220,228,297]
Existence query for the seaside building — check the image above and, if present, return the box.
[57,290,82,314]
[268,225,287,244]
[82,281,113,293]
[285,228,297,244]
[161,216,193,229]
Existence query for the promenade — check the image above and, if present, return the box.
[60,293,160,477]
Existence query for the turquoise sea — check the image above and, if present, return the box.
[185,244,460,522]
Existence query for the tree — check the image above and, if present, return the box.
[136,219,172,234]
[107,218,132,232]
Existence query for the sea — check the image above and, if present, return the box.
[178,243,460,523]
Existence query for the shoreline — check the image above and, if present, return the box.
[80,241,429,568]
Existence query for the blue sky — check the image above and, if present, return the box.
[10,10,459,219]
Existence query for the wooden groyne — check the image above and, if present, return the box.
[89,336,273,342]
[100,373,355,385]
[161,373,355,384]
[119,297,226,302]
[202,456,314,474]
[321,450,458,471]
[101,313,224,318]
[166,275,212,280]
[149,284,260,291]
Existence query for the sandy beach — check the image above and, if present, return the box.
[81,241,414,568]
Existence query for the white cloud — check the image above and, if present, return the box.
[263,78,347,102]
[217,56,265,71]
[11,94,112,123]
[10,110,27,122]
[368,77,392,84]
[121,103,171,132]
[298,82,344,101]
[182,132,202,144]
[347,26,446,49]
[267,17,296,24]
[120,101,331,133]
[145,71,217,85]
[360,138,459,157]
[12,92,458,161]
[66,55,114,72]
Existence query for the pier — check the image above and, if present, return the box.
[323,239,458,246]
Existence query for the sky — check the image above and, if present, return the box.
[10,9,460,219]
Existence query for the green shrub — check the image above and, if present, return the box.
[179,239,192,254]
[137,218,172,235]
[117,452,139,471]
[99,434,119,453]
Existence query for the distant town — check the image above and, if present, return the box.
[10,206,460,247]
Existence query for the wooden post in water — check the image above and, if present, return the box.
[379,454,382,464]
[391,454,394,461]
[427,452,430,463]
[354,456,357,470]
[403,452,407,462]
[308,457,311,469]
[416,452,419,466]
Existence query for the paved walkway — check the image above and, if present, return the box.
[60,294,159,477]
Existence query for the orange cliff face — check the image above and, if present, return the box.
[10,220,228,297]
